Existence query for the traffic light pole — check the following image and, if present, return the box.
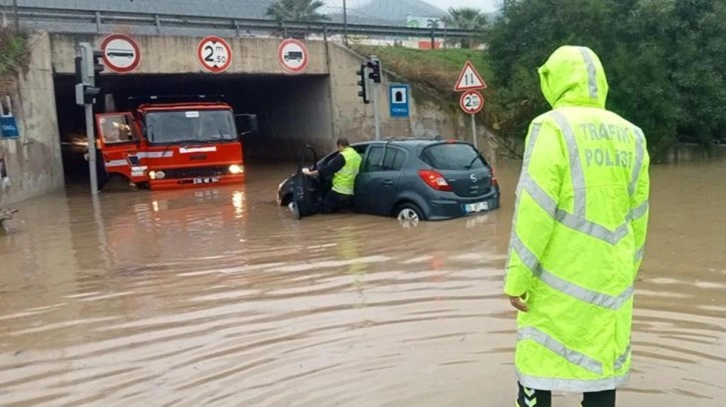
[85,102,98,194]
[369,55,381,140]
[76,42,103,195]
[356,56,382,140]
[371,83,381,141]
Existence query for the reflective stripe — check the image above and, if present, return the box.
[577,47,599,100]
[106,160,127,167]
[634,246,644,263]
[518,327,603,375]
[521,176,630,245]
[511,233,633,310]
[629,127,645,196]
[507,123,544,269]
[515,123,543,197]
[556,210,630,245]
[517,370,629,393]
[522,123,543,170]
[614,345,631,370]
[632,201,648,220]
[550,111,586,217]
[137,151,174,158]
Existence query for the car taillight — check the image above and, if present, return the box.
[490,167,498,187]
[419,169,452,191]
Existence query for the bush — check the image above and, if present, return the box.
[0,27,30,79]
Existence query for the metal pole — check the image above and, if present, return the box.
[12,0,19,31]
[85,103,99,194]
[470,113,478,150]
[371,79,380,140]
[343,0,348,46]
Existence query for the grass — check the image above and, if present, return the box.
[0,27,30,79]
[351,45,492,99]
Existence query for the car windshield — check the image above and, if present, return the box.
[145,109,236,144]
[420,143,487,170]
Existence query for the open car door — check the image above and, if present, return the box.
[95,112,145,189]
[290,145,320,219]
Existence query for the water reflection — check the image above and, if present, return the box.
[0,157,724,405]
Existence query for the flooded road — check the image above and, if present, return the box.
[1,153,725,406]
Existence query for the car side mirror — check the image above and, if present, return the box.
[236,114,258,137]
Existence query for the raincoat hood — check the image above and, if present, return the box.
[538,45,609,109]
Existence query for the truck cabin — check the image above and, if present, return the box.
[135,103,237,145]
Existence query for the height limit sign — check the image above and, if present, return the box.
[460,90,484,114]
[197,36,233,73]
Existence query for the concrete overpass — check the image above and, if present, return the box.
[1,31,495,205]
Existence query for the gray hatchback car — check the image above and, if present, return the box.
[277,138,500,222]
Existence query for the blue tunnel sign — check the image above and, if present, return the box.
[388,84,410,118]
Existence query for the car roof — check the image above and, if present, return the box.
[352,138,474,150]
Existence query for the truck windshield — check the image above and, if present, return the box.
[145,109,236,144]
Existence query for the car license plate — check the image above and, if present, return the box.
[193,177,220,184]
[464,201,489,213]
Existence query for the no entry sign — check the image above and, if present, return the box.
[197,36,233,73]
[100,34,141,73]
[277,38,309,73]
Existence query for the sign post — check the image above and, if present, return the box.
[459,90,484,149]
[454,60,487,149]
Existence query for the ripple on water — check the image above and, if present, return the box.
[1,162,726,405]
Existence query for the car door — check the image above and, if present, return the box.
[354,145,407,216]
[96,112,145,182]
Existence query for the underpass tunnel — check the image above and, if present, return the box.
[53,73,333,182]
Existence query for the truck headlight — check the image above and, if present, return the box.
[149,170,165,180]
[229,164,243,174]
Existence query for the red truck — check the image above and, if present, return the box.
[93,95,257,191]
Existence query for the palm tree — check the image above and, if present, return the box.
[443,7,487,48]
[267,0,329,38]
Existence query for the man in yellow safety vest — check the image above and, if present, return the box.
[303,137,362,214]
[504,45,651,407]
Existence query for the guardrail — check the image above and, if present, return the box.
[5,5,479,39]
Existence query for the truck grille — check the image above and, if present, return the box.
[163,166,228,179]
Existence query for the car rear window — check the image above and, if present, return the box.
[420,143,487,170]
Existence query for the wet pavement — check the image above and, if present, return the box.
[0,153,725,406]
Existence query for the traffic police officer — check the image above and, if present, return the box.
[504,45,651,407]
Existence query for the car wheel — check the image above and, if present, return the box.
[395,203,423,228]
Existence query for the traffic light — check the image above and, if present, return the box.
[367,58,381,83]
[75,83,101,105]
[356,63,370,104]
[93,50,105,78]
[75,42,104,105]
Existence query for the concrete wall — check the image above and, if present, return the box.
[241,76,333,160]
[260,76,333,159]
[326,42,498,163]
[50,34,329,75]
[0,32,64,206]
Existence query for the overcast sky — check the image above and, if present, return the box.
[429,0,499,12]
[324,0,500,13]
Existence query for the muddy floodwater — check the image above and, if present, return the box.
[1,152,725,406]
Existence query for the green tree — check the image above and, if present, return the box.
[266,0,329,23]
[485,0,726,158]
[266,0,329,38]
[443,7,487,48]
